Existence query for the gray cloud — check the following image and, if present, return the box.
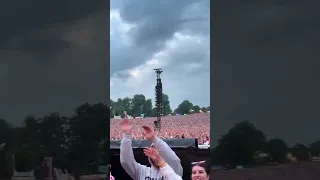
[212,0,320,146]
[0,1,109,125]
[110,0,210,110]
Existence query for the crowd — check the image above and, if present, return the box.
[110,113,210,145]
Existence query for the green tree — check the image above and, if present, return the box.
[200,107,207,113]
[110,99,115,118]
[264,138,288,163]
[192,105,201,113]
[215,121,267,168]
[121,97,132,117]
[151,107,157,117]
[1,102,110,177]
[68,103,109,175]
[0,119,11,175]
[162,94,172,116]
[309,140,320,156]
[291,143,310,161]
[131,94,146,117]
[176,100,193,115]
[143,99,153,117]
[39,113,69,168]
[14,116,42,171]
[111,94,174,117]
[0,119,10,143]
[114,98,124,116]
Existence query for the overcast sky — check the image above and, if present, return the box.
[0,0,109,125]
[110,0,210,110]
[212,0,320,146]
[3,0,319,146]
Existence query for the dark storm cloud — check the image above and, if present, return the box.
[7,33,70,53]
[120,0,193,46]
[0,0,108,125]
[0,0,107,50]
[212,1,320,146]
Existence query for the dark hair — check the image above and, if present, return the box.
[191,161,210,175]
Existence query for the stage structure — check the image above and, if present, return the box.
[153,68,163,131]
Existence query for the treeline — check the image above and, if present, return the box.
[110,94,210,118]
[0,103,109,178]
[211,120,320,169]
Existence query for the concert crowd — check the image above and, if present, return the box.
[110,113,210,145]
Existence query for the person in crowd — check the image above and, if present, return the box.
[110,113,210,144]
[191,161,210,180]
[120,119,183,180]
[143,147,182,180]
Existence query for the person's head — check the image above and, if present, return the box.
[191,161,210,180]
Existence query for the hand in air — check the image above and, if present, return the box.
[142,126,156,141]
[143,147,162,162]
[120,119,132,134]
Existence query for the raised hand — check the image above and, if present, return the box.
[142,126,156,141]
[120,119,132,134]
[143,148,162,162]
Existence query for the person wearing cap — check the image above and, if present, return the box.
[119,119,183,180]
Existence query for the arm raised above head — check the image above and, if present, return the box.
[152,137,183,177]
[120,133,147,179]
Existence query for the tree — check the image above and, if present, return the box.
[291,143,310,161]
[200,107,207,113]
[215,121,267,168]
[0,119,10,144]
[0,102,110,177]
[110,94,182,117]
[151,107,157,117]
[131,94,146,117]
[211,147,219,166]
[264,138,288,163]
[39,113,69,168]
[309,140,320,156]
[114,98,124,116]
[162,94,172,116]
[68,103,109,175]
[192,105,201,113]
[0,119,10,175]
[110,97,131,117]
[176,100,193,115]
[110,99,115,118]
[143,99,153,117]
[13,116,42,171]
[121,97,132,117]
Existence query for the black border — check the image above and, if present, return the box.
[106,0,111,166]
[210,0,214,167]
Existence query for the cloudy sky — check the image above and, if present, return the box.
[110,0,210,110]
[0,0,109,125]
[3,0,319,147]
[212,0,320,146]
